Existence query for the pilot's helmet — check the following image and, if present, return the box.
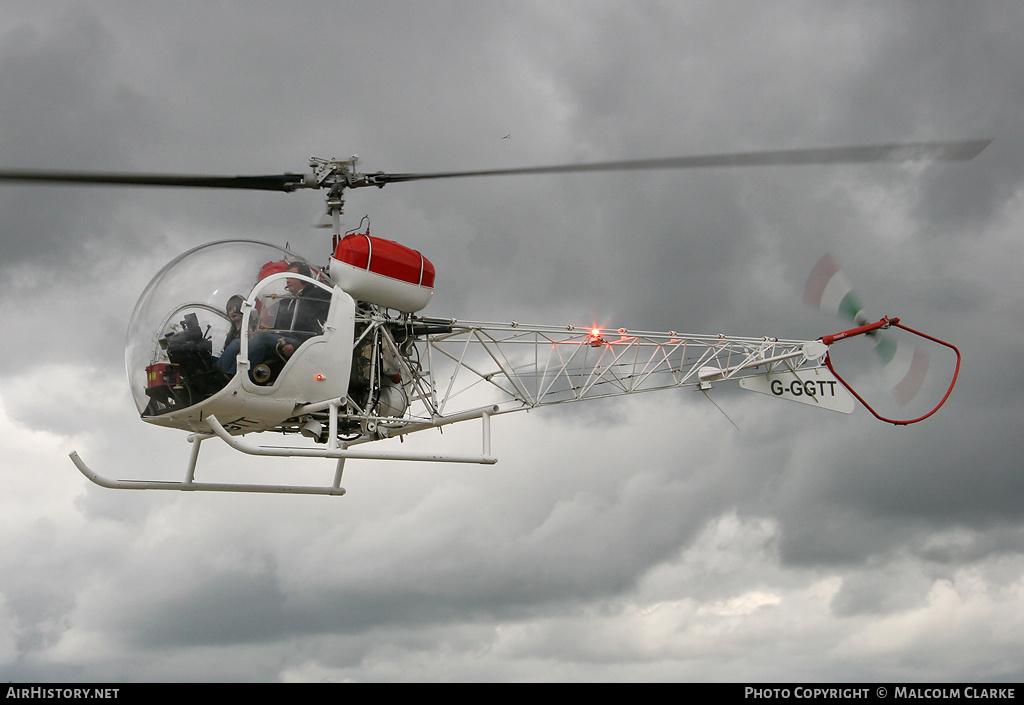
[226,294,245,317]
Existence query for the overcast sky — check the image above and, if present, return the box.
[1,0,1022,683]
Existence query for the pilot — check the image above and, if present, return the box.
[274,262,332,345]
[216,262,331,377]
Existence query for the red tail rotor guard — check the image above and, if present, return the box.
[820,317,961,426]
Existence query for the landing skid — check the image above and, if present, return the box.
[70,407,499,496]
[70,438,347,496]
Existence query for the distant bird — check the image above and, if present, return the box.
[501,134,510,139]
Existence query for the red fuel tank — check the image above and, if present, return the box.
[330,233,435,312]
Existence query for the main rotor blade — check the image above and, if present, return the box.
[0,170,311,192]
[0,138,990,193]
[373,138,992,185]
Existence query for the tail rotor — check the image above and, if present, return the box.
[804,253,929,406]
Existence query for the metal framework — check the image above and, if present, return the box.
[411,316,825,417]
[284,310,829,446]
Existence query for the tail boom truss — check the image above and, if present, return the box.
[413,317,828,417]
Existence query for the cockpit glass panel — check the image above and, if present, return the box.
[125,240,324,416]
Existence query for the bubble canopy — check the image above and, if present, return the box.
[126,240,322,415]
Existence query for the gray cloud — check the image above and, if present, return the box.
[0,0,1022,683]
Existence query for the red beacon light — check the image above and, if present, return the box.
[588,328,605,347]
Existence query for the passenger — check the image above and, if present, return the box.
[223,294,246,348]
[216,295,249,376]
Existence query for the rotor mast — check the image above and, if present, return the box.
[308,155,389,239]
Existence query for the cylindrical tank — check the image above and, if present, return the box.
[330,232,434,312]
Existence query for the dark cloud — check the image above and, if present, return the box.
[0,0,1022,683]
[0,8,164,269]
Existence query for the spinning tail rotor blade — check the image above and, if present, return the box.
[873,330,930,406]
[804,253,867,324]
[805,253,929,406]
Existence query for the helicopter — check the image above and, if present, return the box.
[0,139,988,496]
